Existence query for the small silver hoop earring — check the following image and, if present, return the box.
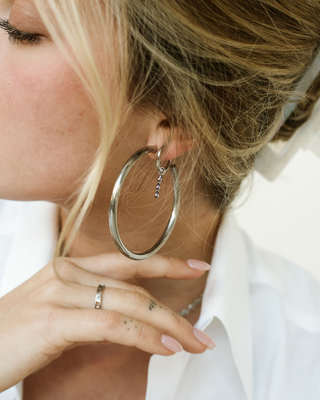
[108,145,180,260]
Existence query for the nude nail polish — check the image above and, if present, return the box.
[161,334,183,352]
[193,328,216,349]
[187,259,211,271]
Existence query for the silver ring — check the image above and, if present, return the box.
[109,146,180,260]
[94,284,106,309]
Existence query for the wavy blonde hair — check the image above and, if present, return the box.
[34,0,320,259]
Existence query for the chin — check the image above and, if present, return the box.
[0,185,68,204]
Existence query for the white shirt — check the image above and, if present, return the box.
[0,200,320,400]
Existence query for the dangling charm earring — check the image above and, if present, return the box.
[109,144,180,260]
[154,146,172,199]
[155,176,162,198]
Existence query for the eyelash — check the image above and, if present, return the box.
[0,18,41,45]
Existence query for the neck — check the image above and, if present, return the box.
[59,169,221,322]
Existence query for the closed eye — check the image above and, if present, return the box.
[0,17,41,45]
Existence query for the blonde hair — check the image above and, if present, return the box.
[34,0,320,259]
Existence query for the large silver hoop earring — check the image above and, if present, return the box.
[108,145,180,260]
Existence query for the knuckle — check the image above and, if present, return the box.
[171,311,186,330]
[132,285,151,298]
[39,261,56,280]
[45,307,60,329]
[102,311,122,331]
[55,258,67,275]
[164,256,176,266]
[54,258,75,279]
[42,257,75,281]
[37,306,60,336]
[46,277,63,296]
[36,307,69,350]
[136,322,150,342]
[159,256,177,277]
[42,276,68,304]
[124,290,146,310]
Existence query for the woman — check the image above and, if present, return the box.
[0,0,319,399]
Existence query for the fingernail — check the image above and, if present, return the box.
[161,334,183,352]
[187,259,211,271]
[193,328,216,349]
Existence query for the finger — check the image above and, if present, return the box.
[64,253,209,280]
[52,308,182,356]
[63,284,208,354]
[53,261,141,292]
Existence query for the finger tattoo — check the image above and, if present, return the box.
[149,299,156,311]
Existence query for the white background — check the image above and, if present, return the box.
[233,149,320,283]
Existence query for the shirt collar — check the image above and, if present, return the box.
[195,210,253,400]
[0,201,59,297]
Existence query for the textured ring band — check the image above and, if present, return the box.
[94,284,106,309]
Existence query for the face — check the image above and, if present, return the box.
[0,0,181,210]
[0,0,102,202]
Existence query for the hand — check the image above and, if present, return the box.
[0,253,214,392]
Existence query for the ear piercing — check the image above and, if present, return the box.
[154,146,172,199]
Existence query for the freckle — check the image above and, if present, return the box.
[124,321,127,324]
[128,328,130,330]
[135,326,137,328]
[164,308,167,311]
[172,313,174,315]
[160,306,162,308]
[130,320,132,322]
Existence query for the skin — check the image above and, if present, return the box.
[0,0,220,397]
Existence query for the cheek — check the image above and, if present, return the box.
[0,47,100,201]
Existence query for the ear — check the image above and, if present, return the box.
[147,114,196,161]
